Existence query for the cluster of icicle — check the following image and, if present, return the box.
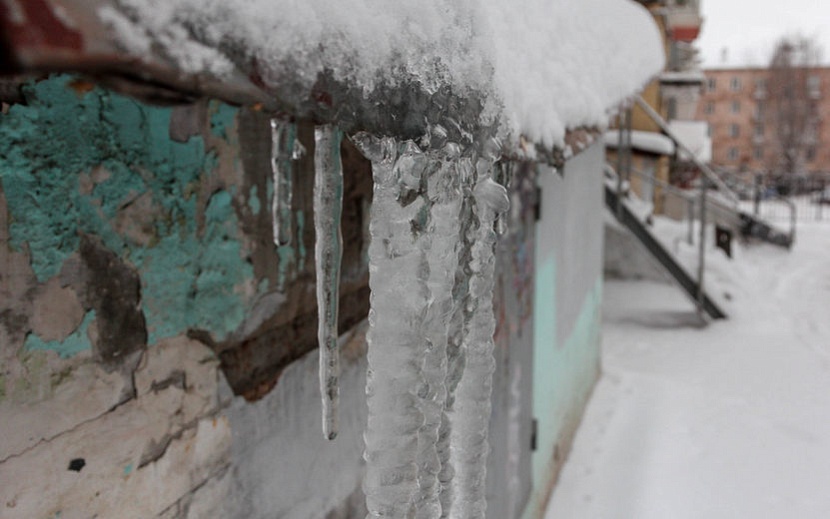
[353,130,509,519]
[270,119,509,517]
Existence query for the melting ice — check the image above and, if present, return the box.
[270,120,297,247]
[355,131,508,518]
[313,124,345,440]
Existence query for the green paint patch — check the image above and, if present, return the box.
[24,311,95,359]
[124,463,133,476]
[209,100,237,139]
[0,75,261,351]
[0,75,208,280]
[248,184,261,215]
[135,189,253,344]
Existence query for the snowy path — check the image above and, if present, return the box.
[546,222,830,519]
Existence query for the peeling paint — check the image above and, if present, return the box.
[24,310,95,359]
[247,185,261,215]
[208,101,237,140]
[0,75,262,352]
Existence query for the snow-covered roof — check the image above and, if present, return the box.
[99,0,665,147]
[605,130,676,156]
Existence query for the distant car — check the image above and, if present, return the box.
[813,188,830,205]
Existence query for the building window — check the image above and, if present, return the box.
[755,101,765,119]
[731,100,741,114]
[706,124,713,137]
[667,97,677,120]
[755,78,767,91]
[707,77,717,92]
[704,101,715,114]
[753,147,764,160]
[729,124,740,138]
[754,124,764,138]
[806,146,817,162]
[727,147,739,161]
[808,75,821,98]
[730,77,742,92]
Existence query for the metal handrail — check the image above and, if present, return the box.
[634,95,740,207]
[604,162,723,320]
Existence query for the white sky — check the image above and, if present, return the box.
[698,0,830,68]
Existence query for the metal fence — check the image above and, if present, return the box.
[727,172,830,222]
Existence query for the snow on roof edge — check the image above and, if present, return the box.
[100,0,664,149]
[605,130,675,156]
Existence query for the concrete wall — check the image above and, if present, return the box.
[523,142,606,519]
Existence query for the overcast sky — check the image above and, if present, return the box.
[698,0,830,68]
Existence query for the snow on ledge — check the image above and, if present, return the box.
[605,130,675,156]
[101,0,664,147]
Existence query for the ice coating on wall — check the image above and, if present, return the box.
[313,124,344,440]
[355,131,508,517]
[101,0,664,147]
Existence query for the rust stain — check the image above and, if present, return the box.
[0,0,84,52]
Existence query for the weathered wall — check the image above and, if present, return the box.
[1,75,606,519]
[523,142,606,519]
[0,75,373,518]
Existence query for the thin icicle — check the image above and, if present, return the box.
[271,120,296,246]
[313,124,344,440]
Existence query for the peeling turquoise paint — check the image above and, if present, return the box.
[0,75,259,352]
[0,76,208,280]
[275,243,296,291]
[135,189,253,344]
[248,185,261,215]
[24,311,96,359]
[124,463,133,476]
[209,100,237,139]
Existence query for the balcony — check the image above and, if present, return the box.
[666,9,702,43]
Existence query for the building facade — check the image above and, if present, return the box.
[697,67,830,176]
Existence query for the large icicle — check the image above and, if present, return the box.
[358,134,424,517]
[442,151,509,519]
[358,131,508,518]
[437,155,476,519]
[414,142,465,519]
[270,120,296,246]
[313,124,344,440]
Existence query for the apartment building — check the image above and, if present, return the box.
[697,67,830,175]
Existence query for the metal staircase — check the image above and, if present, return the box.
[604,181,727,320]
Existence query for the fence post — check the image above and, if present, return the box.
[687,197,694,245]
[754,173,762,216]
[697,176,708,319]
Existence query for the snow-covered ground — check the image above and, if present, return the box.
[546,221,830,519]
